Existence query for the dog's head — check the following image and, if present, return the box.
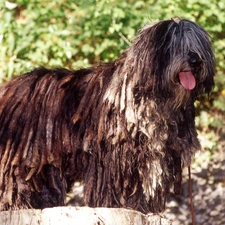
[129,18,215,108]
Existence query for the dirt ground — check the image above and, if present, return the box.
[165,148,225,225]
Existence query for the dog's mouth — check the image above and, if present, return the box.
[178,71,196,90]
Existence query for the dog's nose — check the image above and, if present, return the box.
[188,53,201,67]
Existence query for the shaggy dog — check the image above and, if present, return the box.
[0,18,214,213]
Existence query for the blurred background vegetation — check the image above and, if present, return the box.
[0,0,225,161]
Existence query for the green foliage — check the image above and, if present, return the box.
[0,0,225,152]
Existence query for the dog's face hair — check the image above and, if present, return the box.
[122,18,215,108]
[0,18,215,213]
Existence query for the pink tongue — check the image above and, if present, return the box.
[179,71,196,90]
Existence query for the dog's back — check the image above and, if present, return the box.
[0,67,94,210]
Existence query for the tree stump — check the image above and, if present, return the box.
[0,207,172,225]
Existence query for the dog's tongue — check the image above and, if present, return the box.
[179,71,196,90]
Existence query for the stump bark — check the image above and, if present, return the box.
[0,207,172,225]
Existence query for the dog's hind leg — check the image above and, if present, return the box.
[29,165,67,209]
